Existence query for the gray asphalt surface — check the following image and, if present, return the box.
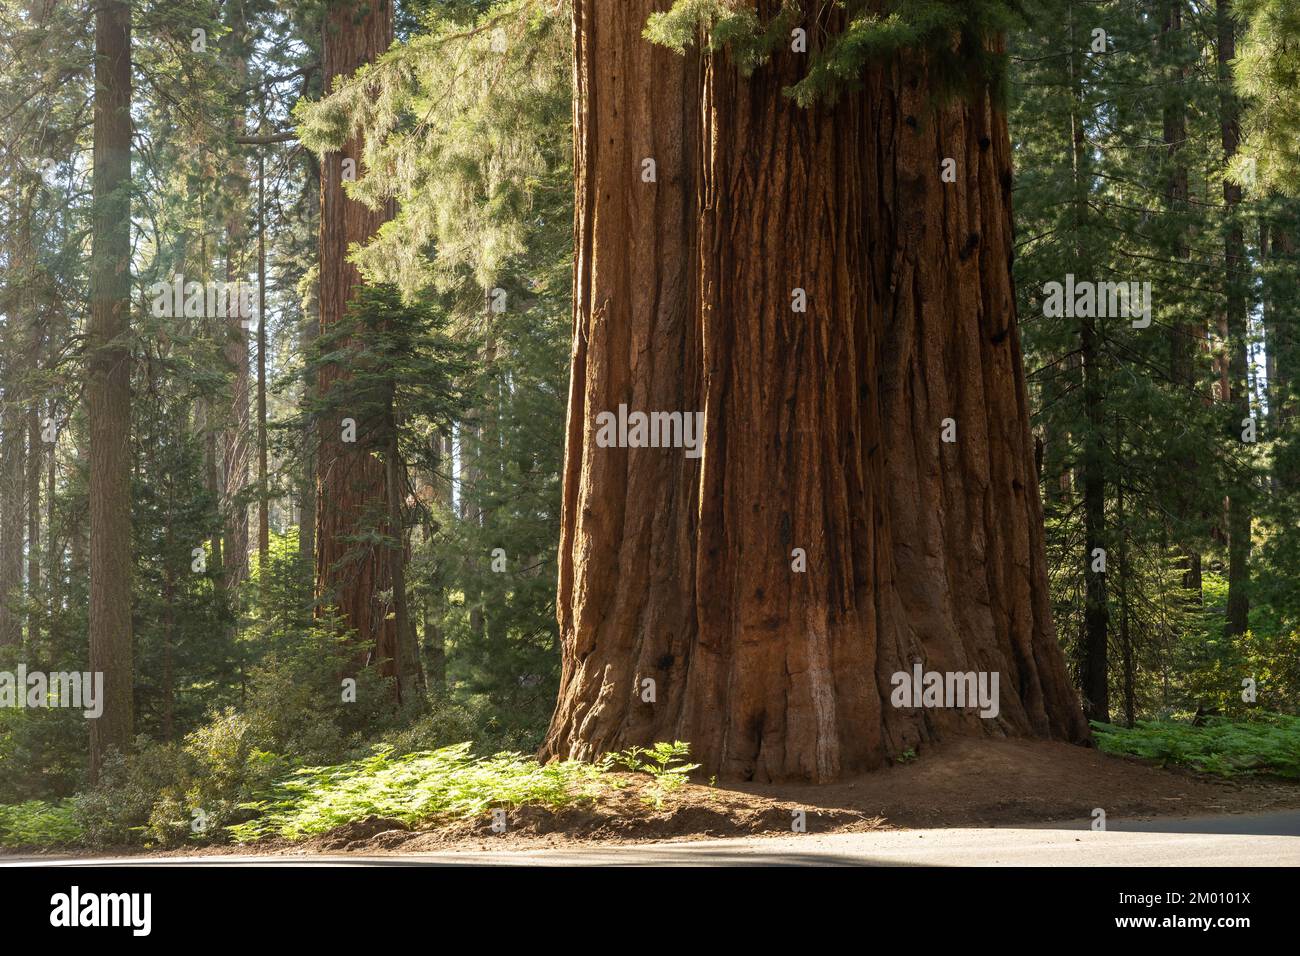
[5,811,1299,866]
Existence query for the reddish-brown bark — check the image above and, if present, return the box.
[314,0,408,691]
[542,1,1090,782]
[87,0,133,779]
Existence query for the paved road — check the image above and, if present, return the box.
[5,812,1299,866]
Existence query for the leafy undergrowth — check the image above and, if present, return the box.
[227,742,613,843]
[0,740,701,849]
[0,799,83,848]
[1092,713,1300,779]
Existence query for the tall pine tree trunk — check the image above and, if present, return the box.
[298,155,320,569]
[87,0,133,780]
[0,198,32,646]
[1162,0,1202,595]
[542,2,1089,782]
[26,388,42,640]
[0,351,24,646]
[1063,2,1110,725]
[1266,222,1296,489]
[257,143,270,570]
[221,6,252,592]
[314,0,410,694]
[1219,0,1250,638]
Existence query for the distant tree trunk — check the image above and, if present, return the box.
[87,0,133,780]
[423,605,445,687]
[1038,357,1072,506]
[1079,320,1109,723]
[459,415,484,642]
[315,0,406,692]
[384,411,422,702]
[1266,223,1296,488]
[257,142,270,570]
[298,312,318,568]
[0,197,32,646]
[1219,0,1250,639]
[542,1,1090,782]
[221,6,252,593]
[298,156,320,569]
[421,430,451,688]
[1066,4,1109,723]
[22,201,43,643]
[0,361,25,647]
[1116,460,1135,728]
[46,422,58,615]
[162,491,176,743]
[202,409,224,590]
[26,396,41,639]
[1162,0,1202,596]
[458,291,495,644]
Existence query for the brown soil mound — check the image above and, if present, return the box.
[737,737,1300,828]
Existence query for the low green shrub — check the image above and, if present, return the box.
[229,742,610,842]
[0,799,83,848]
[1092,713,1300,779]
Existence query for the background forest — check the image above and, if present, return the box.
[0,0,1298,846]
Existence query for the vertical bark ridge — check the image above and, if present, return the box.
[544,3,1088,782]
[314,0,404,684]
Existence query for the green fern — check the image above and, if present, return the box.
[1092,714,1300,780]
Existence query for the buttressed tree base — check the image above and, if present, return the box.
[542,0,1090,782]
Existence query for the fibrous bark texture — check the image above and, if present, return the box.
[88,0,133,780]
[314,0,407,688]
[542,1,1090,782]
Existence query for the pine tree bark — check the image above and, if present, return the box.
[221,5,252,592]
[26,392,42,639]
[542,1,1090,782]
[1218,0,1250,638]
[257,143,270,569]
[21,201,42,641]
[87,0,133,780]
[298,154,320,569]
[0,392,23,647]
[1162,0,1202,595]
[0,196,34,646]
[1266,223,1296,490]
[314,0,411,694]
[1062,3,1110,725]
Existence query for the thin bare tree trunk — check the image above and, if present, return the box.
[0,367,25,647]
[221,7,252,593]
[1162,0,1202,596]
[87,0,133,780]
[257,139,270,570]
[1219,0,1250,638]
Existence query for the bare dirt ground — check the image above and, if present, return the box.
[18,737,1299,860]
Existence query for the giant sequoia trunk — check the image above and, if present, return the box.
[542,1,1090,782]
[314,0,418,698]
[87,0,133,779]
